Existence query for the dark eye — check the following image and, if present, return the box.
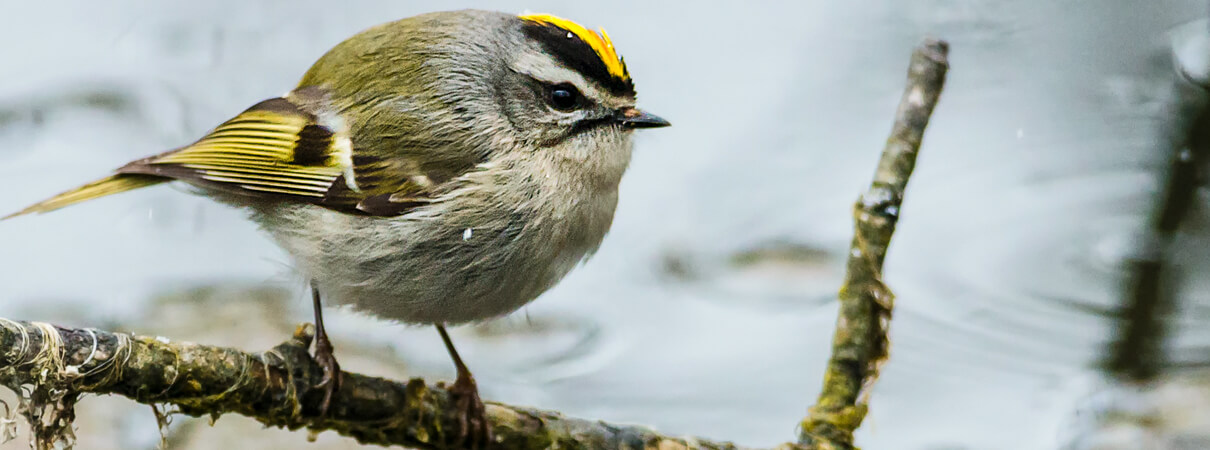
[546,83,581,111]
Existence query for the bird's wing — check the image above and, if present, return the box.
[118,87,436,216]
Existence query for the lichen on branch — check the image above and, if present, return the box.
[0,319,749,449]
[799,38,950,449]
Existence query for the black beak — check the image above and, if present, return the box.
[616,107,670,129]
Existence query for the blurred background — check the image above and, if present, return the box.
[2,1,1209,449]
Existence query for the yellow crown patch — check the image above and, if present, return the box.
[519,13,629,82]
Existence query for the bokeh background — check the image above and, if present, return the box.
[2,1,1210,449]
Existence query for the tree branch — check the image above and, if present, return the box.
[0,319,758,449]
[1102,19,1210,382]
[799,38,949,448]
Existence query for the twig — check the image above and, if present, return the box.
[799,38,949,448]
[0,319,752,449]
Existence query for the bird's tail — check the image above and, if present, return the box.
[3,174,168,220]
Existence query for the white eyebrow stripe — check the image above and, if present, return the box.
[512,52,618,106]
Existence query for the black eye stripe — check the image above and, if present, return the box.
[521,20,635,98]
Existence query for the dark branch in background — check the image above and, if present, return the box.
[1103,22,1210,382]
[0,38,949,450]
[799,39,949,448]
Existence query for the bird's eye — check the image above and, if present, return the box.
[546,83,581,111]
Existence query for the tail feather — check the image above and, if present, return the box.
[3,174,168,220]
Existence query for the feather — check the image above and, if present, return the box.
[118,96,349,198]
[4,87,448,220]
[2,174,167,219]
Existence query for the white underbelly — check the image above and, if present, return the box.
[255,200,608,325]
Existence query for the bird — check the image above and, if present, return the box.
[3,9,668,446]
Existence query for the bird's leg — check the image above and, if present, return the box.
[436,324,491,448]
[310,282,342,415]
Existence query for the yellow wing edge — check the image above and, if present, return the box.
[2,174,168,220]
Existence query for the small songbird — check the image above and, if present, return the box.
[3,9,668,445]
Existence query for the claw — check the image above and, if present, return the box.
[449,370,491,448]
[313,332,342,416]
[310,282,342,416]
[436,325,492,448]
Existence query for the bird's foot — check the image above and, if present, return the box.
[312,330,342,416]
[449,370,491,449]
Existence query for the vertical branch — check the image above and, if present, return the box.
[1103,18,1210,382]
[800,38,949,448]
[1102,146,1200,381]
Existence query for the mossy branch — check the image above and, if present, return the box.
[799,38,949,448]
[0,319,762,450]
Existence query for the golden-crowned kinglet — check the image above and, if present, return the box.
[4,9,668,444]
